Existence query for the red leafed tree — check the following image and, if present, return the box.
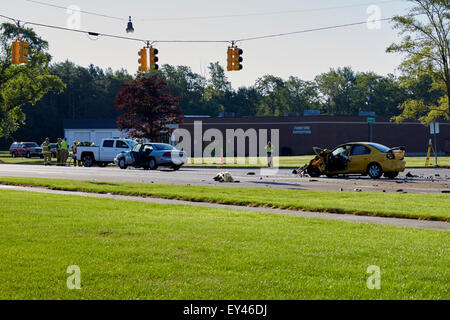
[115,74,183,141]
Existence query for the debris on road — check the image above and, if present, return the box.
[214,171,234,183]
[405,172,417,178]
[247,172,256,175]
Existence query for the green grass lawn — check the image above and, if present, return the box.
[0,189,448,300]
[1,151,449,167]
[0,177,449,221]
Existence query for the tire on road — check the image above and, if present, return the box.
[82,154,95,167]
[307,165,321,178]
[367,162,383,179]
[118,158,127,170]
[149,158,158,170]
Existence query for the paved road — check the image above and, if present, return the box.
[0,163,449,194]
[1,185,448,230]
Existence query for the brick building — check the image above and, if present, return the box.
[179,116,450,156]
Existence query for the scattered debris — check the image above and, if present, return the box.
[441,190,450,194]
[405,172,417,178]
[309,179,318,182]
[339,188,344,192]
[435,174,440,177]
[396,189,404,193]
[247,172,256,175]
[213,171,234,183]
[354,188,362,192]
[382,190,386,193]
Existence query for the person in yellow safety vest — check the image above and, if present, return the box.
[60,138,69,166]
[265,141,273,168]
[42,137,52,166]
[71,141,81,167]
[56,138,62,166]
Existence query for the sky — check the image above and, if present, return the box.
[1,0,414,89]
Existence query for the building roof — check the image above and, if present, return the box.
[63,119,118,130]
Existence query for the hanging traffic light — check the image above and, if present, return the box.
[227,46,234,71]
[19,40,29,64]
[138,47,148,72]
[11,40,19,65]
[149,46,159,71]
[226,45,243,71]
[233,47,243,71]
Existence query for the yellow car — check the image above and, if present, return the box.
[302,142,406,179]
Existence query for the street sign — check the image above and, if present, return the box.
[430,122,440,134]
[367,117,376,123]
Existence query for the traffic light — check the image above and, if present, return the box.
[227,46,234,71]
[138,47,148,72]
[19,40,29,64]
[11,40,19,65]
[149,46,159,71]
[226,46,243,71]
[233,47,243,71]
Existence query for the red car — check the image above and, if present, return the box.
[9,142,43,158]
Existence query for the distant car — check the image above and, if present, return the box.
[9,142,43,158]
[300,142,406,179]
[114,143,188,171]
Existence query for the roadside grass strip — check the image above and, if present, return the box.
[0,190,448,299]
[0,177,448,221]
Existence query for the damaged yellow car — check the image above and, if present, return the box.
[297,142,406,179]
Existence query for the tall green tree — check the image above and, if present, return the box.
[387,0,450,123]
[0,23,64,138]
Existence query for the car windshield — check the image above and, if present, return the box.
[153,144,175,150]
[368,143,390,153]
[25,143,38,148]
[125,140,137,148]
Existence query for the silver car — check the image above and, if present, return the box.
[114,143,188,171]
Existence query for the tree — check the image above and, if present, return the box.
[387,0,450,123]
[315,67,356,115]
[0,23,64,138]
[115,74,182,141]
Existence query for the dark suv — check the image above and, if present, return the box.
[9,142,43,158]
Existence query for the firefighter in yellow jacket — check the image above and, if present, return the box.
[42,137,52,166]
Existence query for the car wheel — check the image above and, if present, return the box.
[384,172,399,179]
[367,163,383,179]
[307,165,321,178]
[149,158,158,170]
[118,158,127,170]
[26,152,31,158]
[82,154,94,167]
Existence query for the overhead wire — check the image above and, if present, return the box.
[0,13,402,45]
[24,0,402,22]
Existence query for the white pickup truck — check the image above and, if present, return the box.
[76,138,137,167]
